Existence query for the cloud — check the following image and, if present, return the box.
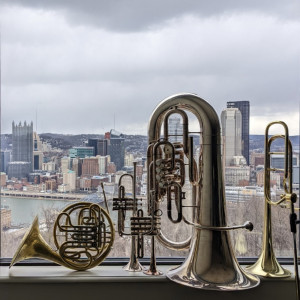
[1,0,299,31]
[0,2,299,135]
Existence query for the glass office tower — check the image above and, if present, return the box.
[227,101,250,165]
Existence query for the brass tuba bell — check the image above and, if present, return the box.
[10,202,115,271]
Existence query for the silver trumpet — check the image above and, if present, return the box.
[145,93,259,290]
[113,161,144,271]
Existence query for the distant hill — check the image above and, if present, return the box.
[40,133,104,150]
[1,133,299,152]
[250,135,299,151]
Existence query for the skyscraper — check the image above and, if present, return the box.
[109,129,125,171]
[221,108,243,166]
[12,121,34,172]
[227,101,250,165]
[1,150,11,173]
[168,116,183,143]
[97,139,108,156]
[87,138,99,156]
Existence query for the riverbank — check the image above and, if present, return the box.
[0,190,85,201]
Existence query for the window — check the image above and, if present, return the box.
[0,1,299,266]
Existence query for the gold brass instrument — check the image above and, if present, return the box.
[10,202,115,271]
[113,161,144,271]
[143,93,259,289]
[247,121,297,278]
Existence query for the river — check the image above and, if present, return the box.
[1,196,76,226]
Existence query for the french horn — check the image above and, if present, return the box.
[10,202,115,271]
[144,93,259,290]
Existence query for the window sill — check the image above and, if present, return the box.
[0,265,297,300]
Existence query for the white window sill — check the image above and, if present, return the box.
[0,265,297,300]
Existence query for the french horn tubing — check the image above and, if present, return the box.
[10,202,115,271]
[145,93,259,289]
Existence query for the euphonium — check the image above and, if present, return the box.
[10,202,115,271]
[113,161,144,271]
[247,121,298,278]
[147,93,259,290]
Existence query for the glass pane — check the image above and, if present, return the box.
[1,2,299,263]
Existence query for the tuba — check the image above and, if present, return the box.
[146,93,259,290]
[10,202,115,271]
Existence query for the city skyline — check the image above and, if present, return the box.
[2,111,300,137]
[0,1,299,135]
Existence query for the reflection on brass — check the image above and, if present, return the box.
[145,93,259,289]
[10,202,115,271]
[247,121,294,278]
[113,161,144,272]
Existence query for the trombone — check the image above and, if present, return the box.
[247,121,298,278]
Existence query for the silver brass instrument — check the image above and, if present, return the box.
[113,161,144,271]
[246,121,299,296]
[145,93,259,289]
[10,202,115,271]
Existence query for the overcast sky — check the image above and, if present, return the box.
[0,1,299,135]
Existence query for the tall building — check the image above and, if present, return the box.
[63,170,76,192]
[69,147,94,158]
[71,158,82,177]
[0,172,7,187]
[82,157,99,177]
[61,156,71,173]
[97,155,110,174]
[33,132,43,170]
[168,116,183,143]
[87,138,99,156]
[1,150,11,173]
[97,139,108,156]
[109,129,125,171]
[227,101,250,165]
[7,161,31,179]
[11,121,34,177]
[221,108,243,166]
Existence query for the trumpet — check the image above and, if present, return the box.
[113,161,144,271]
[142,93,259,289]
[10,202,115,271]
[247,121,297,277]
